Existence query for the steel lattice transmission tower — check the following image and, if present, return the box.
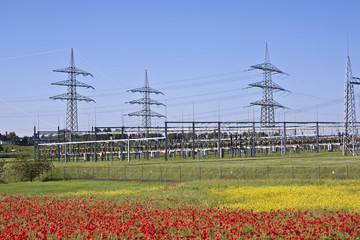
[50,48,95,137]
[248,42,288,126]
[127,70,165,129]
[343,54,360,156]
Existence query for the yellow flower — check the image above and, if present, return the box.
[210,181,360,212]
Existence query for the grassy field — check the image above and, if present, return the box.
[2,149,360,182]
[1,179,360,212]
[0,180,165,196]
[3,179,360,239]
[2,151,360,239]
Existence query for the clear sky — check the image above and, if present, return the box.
[1,0,360,136]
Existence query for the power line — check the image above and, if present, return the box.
[0,48,68,61]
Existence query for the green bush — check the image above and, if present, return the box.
[0,153,17,158]
[11,154,52,182]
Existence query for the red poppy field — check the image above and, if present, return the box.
[1,191,360,239]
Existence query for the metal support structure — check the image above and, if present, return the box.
[192,122,196,159]
[249,43,288,126]
[50,48,95,140]
[94,127,97,162]
[127,70,166,137]
[33,126,37,161]
[181,130,184,159]
[251,122,255,156]
[344,54,359,156]
[165,121,168,160]
[316,122,319,153]
[127,137,130,162]
[57,127,60,162]
[35,121,351,163]
[239,134,242,157]
[230,133,233,157]
[121,127,125,161]
[283,122,287,155]
[218,122,221,158]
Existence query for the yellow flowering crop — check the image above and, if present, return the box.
[210,181,360,212]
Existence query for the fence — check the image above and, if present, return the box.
[1,165,359,183]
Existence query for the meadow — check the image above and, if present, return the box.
[1,149,360,239]
[2,149,360,182]
[1,179,360,239]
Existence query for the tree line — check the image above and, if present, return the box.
[0,132,34,146]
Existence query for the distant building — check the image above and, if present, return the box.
[0,140,13,145]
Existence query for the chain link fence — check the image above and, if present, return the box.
[1,164,359,183]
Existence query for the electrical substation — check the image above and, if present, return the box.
[34,43,360,162]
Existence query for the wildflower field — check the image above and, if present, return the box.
[1,180,360,239]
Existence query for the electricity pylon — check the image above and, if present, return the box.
[50,48,94,139]
[127,69,165,129]
[343,54,360,156]
[249,42,288,127]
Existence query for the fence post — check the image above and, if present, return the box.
[199,166,201,180]
[77,166,79,179]
[347,165,349,179]
[318,166,320,179]
[160,166,162,182]
[51,166,52,180]
[92,166,94,179]
[179,166,181,182]
[64,166,66,180]
[267,166,269,179]
[220,166,222,179]
[108,166,110,180]
[292,166,294,179]
[141,166,144,181]
[243,166,245,179]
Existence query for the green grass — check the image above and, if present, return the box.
[0,180,166,195]
[2,149,360,182]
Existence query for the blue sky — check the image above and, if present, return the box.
[1,0,360,136]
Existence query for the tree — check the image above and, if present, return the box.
[20,136,34,146]
[7,132,20,145]
[0,133,7,141]
[12,154,52,182]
